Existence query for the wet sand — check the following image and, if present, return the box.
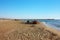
[0,20,60,40]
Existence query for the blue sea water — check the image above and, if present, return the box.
[39,19,60,30]
[22,19,60,30]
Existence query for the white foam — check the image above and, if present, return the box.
[42,22,60,30]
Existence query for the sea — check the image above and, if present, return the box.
[39,19,60,30]
[21,19,60,30]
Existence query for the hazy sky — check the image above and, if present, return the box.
[0,0,60,19]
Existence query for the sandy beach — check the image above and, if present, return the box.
[0,20,60,40]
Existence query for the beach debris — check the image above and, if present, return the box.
[25,20,30,24]
[25,20,39,24]
[32,20,39,24]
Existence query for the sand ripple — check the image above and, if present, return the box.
[0,27,60,40]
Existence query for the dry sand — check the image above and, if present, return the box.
[0,20,60,40]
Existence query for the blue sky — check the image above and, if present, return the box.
[0,0,60,19]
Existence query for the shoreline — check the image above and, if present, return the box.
[0,20,60,40]
[42,22,60,36]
